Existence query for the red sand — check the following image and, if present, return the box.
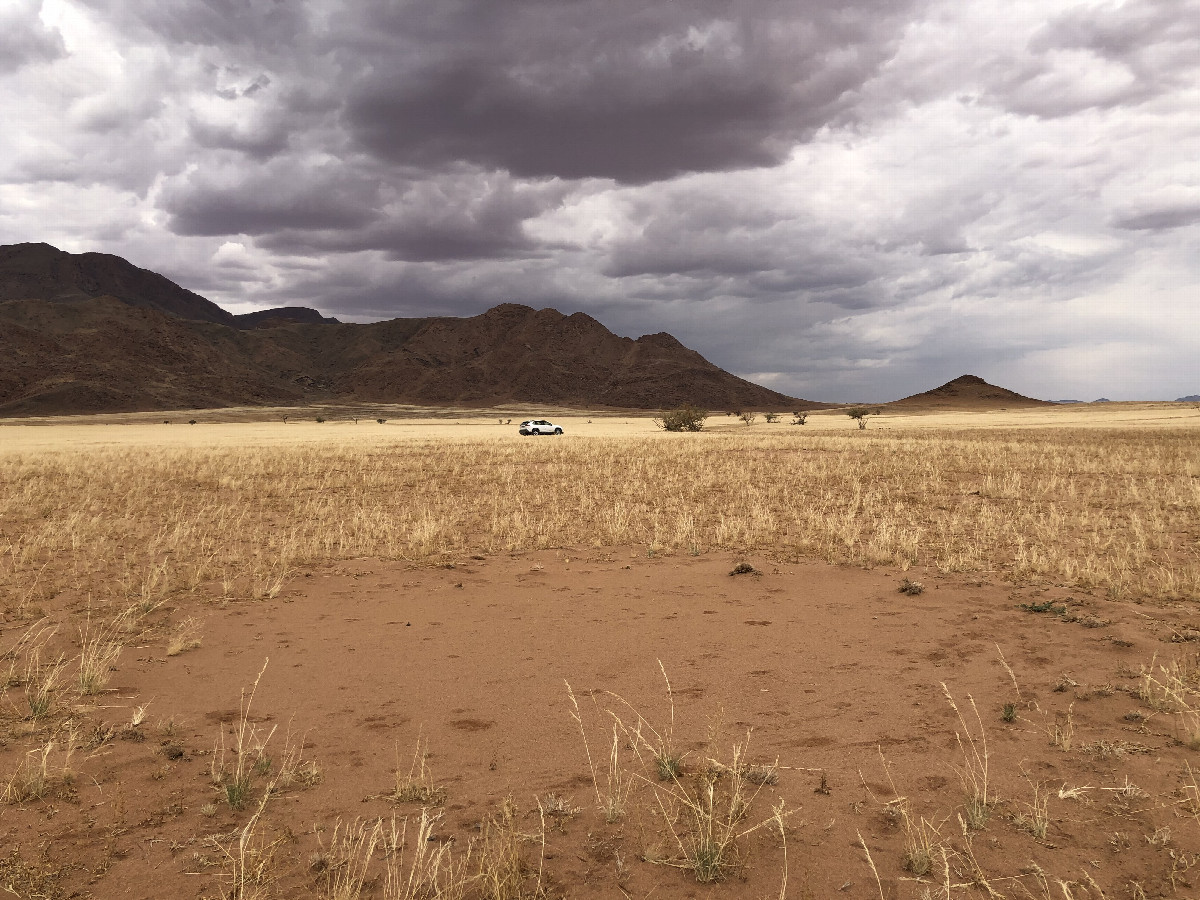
[2,550,1195,898]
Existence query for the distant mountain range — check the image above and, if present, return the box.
[1179,395,1200,402]
[0,242,814,415]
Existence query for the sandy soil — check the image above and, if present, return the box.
[3,548,1197,899]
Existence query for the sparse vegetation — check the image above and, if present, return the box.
[791,411,808,425]
[570,666,792,885]
[77,608,130,695]
[846,407,874,429]
[654,404,708,432]
[738,411,757,426]
[942,684,992,829]
[166,616,203,656]
[390,737,445,805]
[212,660,276,810]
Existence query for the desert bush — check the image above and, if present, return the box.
[654,405,708,432]
[847,407,873,429]
[764,413,779,423]
[738,411,757,427]
[791,412,808,425]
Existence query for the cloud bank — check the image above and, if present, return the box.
[2,0,1198,401]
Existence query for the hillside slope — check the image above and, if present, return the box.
[888,374,1048,409]
[0,294,812,415]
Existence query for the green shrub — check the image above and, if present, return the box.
[655,405,708,432]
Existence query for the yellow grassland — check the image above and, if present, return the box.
[2,403,1198,610]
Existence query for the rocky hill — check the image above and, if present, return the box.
[888,374,1048,409]
[0,244,813,415]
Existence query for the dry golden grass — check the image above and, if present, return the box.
[2,420,1199,620]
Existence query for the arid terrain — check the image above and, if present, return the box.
[2,404,1199,899]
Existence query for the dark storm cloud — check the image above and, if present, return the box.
[0,1,65,75]
[253,170,568,261]
[161,162,380,236]
[340,0,919,183]
[188,118,290,159]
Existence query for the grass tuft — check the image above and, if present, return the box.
[391,736,445,805]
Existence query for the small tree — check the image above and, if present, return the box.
[376,418,386,425]
[791,412,808,425]
[847,407,874,429]
[655,404,708,432]
[764,412,779,423]
[739,411,757,427]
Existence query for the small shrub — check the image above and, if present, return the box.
[738,411,757,427]
[898,579,924,596]
[189,419,197,425]
[655,405,708,432]
[729,562,759,576]
[847,408,873,429]
[1002,703,1017,723]
[791,412,808,425]
[1020,600,1066,614]
[764,412,779,423]
[377,418,386,424]
[315,417,326,424]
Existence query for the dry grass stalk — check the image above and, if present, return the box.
[1013,775,1051,840]
[646,734,786,884]
[391,736,445,805]
[212,787,283,900]
[995,644,1022,701]
[565,681,633,823]
[382,810,468,900]
[77,607,132,695]
[23,646,67,720]
[212,659,276,809]
[166,615,203,656]
[600,660,682,781]
[1052,704,1076,752]
[315,817,383,900]
[941,684,992,829]
[2,619,57,689]
[872,749,943,876]
[273,725,323,793]
[474,799,545,900]
[2,732,76,804]
[856,830,887,900]
[1137,653,1200,748]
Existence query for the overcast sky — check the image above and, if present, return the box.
[2,0,1198,401]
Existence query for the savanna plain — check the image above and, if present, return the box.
[1,404,1199,900]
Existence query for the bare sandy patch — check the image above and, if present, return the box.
[2,550,1197,898]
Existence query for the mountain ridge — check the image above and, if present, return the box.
[0,244,816,414]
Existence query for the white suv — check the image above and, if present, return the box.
[519,419,563,435]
